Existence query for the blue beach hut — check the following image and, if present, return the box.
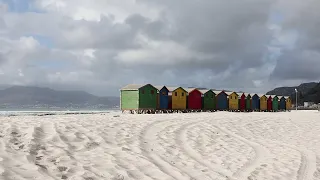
[279,96,286,111]
[252,94,260,111]
[216,90,228,110]
[156,86,169,109]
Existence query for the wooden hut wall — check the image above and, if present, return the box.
[246,95,252,110]
[216,91,228,110]
[267,96,272,111]
[272,96,279,111]
[188,89,202,110]
[252,94,260,110]
[279,97,286,110]
[159,87,169,109]
[240,94,246,111]
[260,95,268,111]
[171,87,187,110]
[229,92,239,110]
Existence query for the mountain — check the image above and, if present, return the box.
[0,86,119,109]
[266,82,320,104]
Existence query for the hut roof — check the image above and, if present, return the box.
[225,91,238,96]
[213,90,224,95]
[164,86,180,92]
[271,95,278,98]
[154,85,169,91]
[121,84,147,90]
[185,88,201,93]
[258,94,266,98]
[244,93,251,97]
[199,89,211,94]
[171,87,187,92]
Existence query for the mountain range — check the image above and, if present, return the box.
[266,82,320,104]
[0,86,119,110]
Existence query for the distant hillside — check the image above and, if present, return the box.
[0,86,119,109]
[266,82,320,104]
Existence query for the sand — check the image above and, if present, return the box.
[0,110,319,180]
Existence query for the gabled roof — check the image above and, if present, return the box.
[154,86,169,91]
[271,95,278,98]
[224,91,234,95]
[258,94,267,98]
[121,84,147,90]
[185,88,202,94]
[166,86,180,92]
[213,90,222,95]
[121,84,157,90]
[199,89,213,94]
[227,91,239,96]
[172,87,187,92]
[244,93,251,97]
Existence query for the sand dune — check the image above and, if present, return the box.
[0,111,319,180]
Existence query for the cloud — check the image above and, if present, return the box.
[2,0,319,96]
[270,0,320,84]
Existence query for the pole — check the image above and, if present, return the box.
[295,88,298,111]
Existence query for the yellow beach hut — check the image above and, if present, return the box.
[171,87,187,110]
[228,92,239,111]
[285,96,292,110]
[260,94,268,111]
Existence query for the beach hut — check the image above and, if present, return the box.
[252,94,260,111]
[155,86,169,109]
[200,89,216,110]
[120,84,158,111]
[285,96,292,110]
[239,93,246,111]
[267,95,273,111]
[245,93,252,111]
[228,92,239,111]
[171,87,187,110]
[279,96,286,111]
[216,91,228,110]
[187,88,202,110]
[260,94,268,111]
[272,95,279,111]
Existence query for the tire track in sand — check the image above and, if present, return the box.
[140,119,191,180]
[209,120,271,180]
[175,121,234,179]
[280,118,316,180]
[239,116,316,180]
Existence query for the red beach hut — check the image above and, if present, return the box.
[239,93,246,111]
[187,88,202,110]
[267,95,273,111]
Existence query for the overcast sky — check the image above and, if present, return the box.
[0,0,320,96]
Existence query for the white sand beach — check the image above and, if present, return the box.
[0,111,319,180]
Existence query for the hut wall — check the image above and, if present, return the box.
[240,94,246,110]
[229,93,239,110]
[188,90,202,110]
[120,90,139,110]
[159,88,169,109]
[272,97,279,111]
[267,97,272,111]
[168,95,172,109]
[260,96,268,111]
[217,92,228,110]
[252,95,260,110]
[246,96,252,110]
[279,98,286,110]
[172,88,187,110]
[139,85,158,109]
[203,91,215,110]
[286,98,292,110]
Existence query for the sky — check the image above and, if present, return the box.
[0,0,320,96]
